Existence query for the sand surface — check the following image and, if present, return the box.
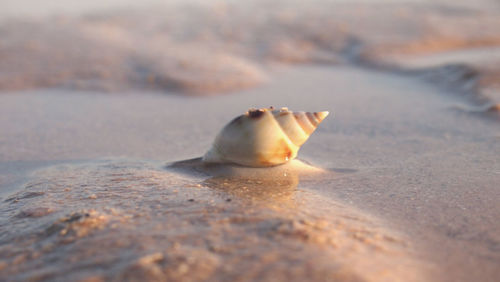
[1,0,500,281]
[1,66,499,281]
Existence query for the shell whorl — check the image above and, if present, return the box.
[203,107,329,167]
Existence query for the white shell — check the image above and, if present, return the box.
[203,107,329,167]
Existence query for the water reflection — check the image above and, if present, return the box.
[168,158,328,206]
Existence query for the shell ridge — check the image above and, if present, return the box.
[294,112,315,135]
[273,117,303,148]
[269,114,300,163]
[272,111,309,147]
[306,112,319,126]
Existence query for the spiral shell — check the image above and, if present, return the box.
[203,107,329,167]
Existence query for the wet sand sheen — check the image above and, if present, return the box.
[0,66,499,281]
[0,160,426,281]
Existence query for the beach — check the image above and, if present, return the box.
[0,1,499,281]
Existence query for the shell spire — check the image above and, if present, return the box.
[203,107,329,167]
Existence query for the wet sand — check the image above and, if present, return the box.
[1,66,499,281]
[1,0,500,281]
[0,159,427,281]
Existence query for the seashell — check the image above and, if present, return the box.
[203,107,329,167]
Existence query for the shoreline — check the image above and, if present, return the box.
[0,1,499,110]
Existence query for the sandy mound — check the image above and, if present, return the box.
[0,160,427,281]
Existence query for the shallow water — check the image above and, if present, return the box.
[0,65,499,281]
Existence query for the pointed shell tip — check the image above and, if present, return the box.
[315,111,329,121]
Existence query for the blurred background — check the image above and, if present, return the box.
[0,0,499,102]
